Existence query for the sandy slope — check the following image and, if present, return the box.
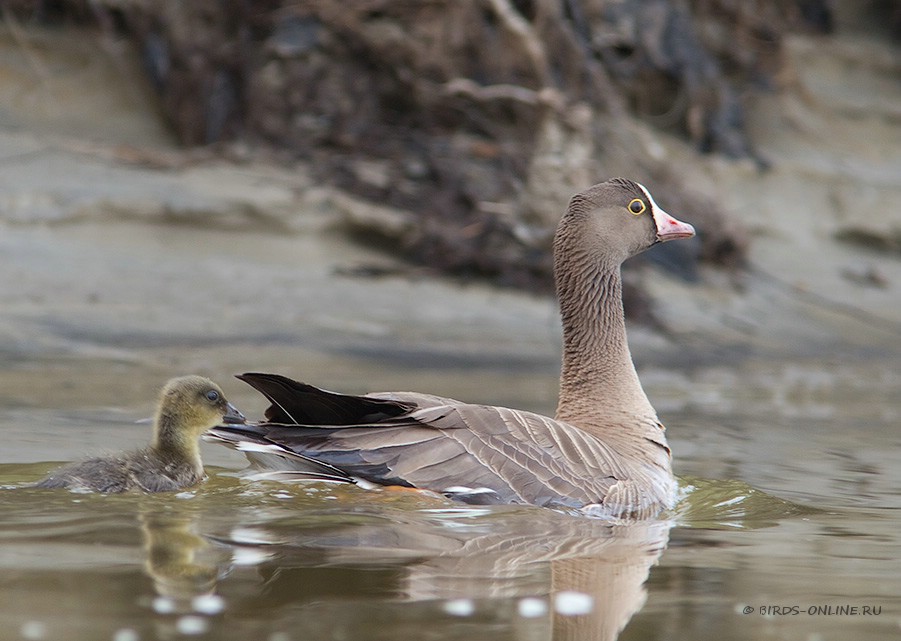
[0,22,898,420]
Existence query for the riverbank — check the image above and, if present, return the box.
[1,19,899,418]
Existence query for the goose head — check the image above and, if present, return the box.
[554,178,695,270]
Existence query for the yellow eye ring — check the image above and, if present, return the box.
[628,198,646,215]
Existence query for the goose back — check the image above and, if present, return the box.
[209,373,675,517]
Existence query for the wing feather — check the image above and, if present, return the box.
[208,375,674,514]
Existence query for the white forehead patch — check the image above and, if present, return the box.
[635,181,671,229]
[635,182,660,213]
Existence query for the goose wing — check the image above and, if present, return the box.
[209,373,651,512]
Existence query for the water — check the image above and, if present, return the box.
[1,355,898,641]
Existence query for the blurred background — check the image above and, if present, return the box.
[1,1,898,395]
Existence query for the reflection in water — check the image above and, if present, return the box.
[214,502,672,641]
[138,507,232,639]
[140,510,221,603]
[1,453,893,641]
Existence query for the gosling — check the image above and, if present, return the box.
[35,376,244,493]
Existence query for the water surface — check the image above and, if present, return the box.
[2,355,898,641]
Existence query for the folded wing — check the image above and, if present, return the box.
[208,373,653,512]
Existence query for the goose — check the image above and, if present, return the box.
[36,376,244,493]
[207,179,695,518]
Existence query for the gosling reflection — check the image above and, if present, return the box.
[139,510,222,606]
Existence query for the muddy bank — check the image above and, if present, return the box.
[0,11,899,418]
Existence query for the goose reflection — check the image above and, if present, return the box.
[135,478,803,639]
[215,501,672,641]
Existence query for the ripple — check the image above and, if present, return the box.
[192,594,226,615]
[19,621,47,640]
[553,591,594,616]
[175,616,209,635]
[674,477,818,529]
[443,598,476,617]
[517,597,548,618]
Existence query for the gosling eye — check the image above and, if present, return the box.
[205,389,221,403]
[628,198,646,215]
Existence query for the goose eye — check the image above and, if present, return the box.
[628,198,646,215]
[205,389,220,402]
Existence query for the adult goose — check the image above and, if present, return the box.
[208,179,695,518]
[36,376,245,493]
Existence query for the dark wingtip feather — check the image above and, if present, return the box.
[236,372,415,426]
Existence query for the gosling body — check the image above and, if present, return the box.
[36,376,243,493]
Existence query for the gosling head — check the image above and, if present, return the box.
[152,376,244,453]
[555,178,695,269]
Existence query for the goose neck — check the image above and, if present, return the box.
[554,263,654,427]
